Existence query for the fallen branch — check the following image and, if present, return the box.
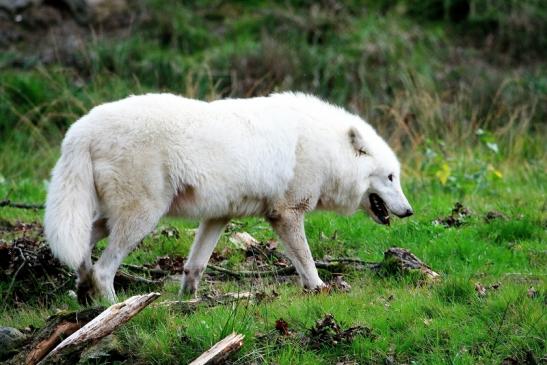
[207,264,296,277]
[188,332,245,365]
[102,249,436,289]
[156,291,267,313]
[382,248,440,280]
[206,258,380,278]
[115,270,165,287]
[38,292,160,364]
[0,200,44,210]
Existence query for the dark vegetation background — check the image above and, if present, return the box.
[1,0,545,180]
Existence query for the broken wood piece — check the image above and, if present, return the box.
[229,232,259,250]
[188,332,244,365]
[5,308,104,365]
[37,292,160,364]
[382,247,440,280]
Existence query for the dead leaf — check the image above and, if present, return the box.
[275,318,291,336]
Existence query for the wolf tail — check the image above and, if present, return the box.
[45,137,97,271]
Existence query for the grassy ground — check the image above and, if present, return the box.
[1,161,545,364]
[0,0,546,364]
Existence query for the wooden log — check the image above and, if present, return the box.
[37,292,160,364]
[188,332,244,365]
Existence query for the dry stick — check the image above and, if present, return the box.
[206,258,380,278]
[37,292,161,365]
[116,258,378,281]
[0,199,44,209]
[156,291,255,310]
[115,270,165,285]
[188,332,245,365]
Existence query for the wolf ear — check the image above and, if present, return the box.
[348,127,367,156]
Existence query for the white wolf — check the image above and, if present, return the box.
[44,92,413,302]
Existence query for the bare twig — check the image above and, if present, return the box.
[206,258,380,279]
[206,264,296,278]
[156,291,261,313]
[115,270,165,286]
[188,332,245,365]
[0,199,44,210]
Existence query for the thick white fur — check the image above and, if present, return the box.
[45,92,412,302]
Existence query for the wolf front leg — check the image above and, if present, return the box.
[269,211,325,289]
[180,218,229,295]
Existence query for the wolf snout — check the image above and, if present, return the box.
[396,208,413,218]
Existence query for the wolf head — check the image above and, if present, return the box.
[349,126,413,225]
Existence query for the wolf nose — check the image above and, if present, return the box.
[399,209,413,218]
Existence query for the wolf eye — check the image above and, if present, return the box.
[388,174,393,182]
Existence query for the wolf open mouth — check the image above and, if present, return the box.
[369,193,390,225]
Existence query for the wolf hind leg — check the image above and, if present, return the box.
[180,218,229,295]
[77,218,109,304]
[92,208,163,303]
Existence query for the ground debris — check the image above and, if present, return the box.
[304,314,373,349]
[527,287,538,299]
[475,282,501,297]
[5,307,104,364]
[484,210,507,223]
[145,254,185,274]
[475,282,487,297]
[434,202,471,227]
[380,247,440,281]
[229,231,260,250]
[330,275,352,292]
[156,290,277,313]
[0,231,73,306]
[275,318,291,336]
[40,293,160,364]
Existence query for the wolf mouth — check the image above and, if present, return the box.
[369,193,390,225]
